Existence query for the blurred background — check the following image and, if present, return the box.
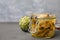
[0,0,60,22]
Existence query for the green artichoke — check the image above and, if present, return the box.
[19,16,30,32]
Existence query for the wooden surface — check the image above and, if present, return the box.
[0,22,60,40]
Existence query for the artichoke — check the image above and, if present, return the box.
[19,16,30,32]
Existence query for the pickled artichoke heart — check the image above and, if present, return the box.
[19,16,30,32]
[30,14,56,38]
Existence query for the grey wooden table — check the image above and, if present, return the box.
[0,22,60,40]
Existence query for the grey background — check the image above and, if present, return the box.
[0,0,60,22]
